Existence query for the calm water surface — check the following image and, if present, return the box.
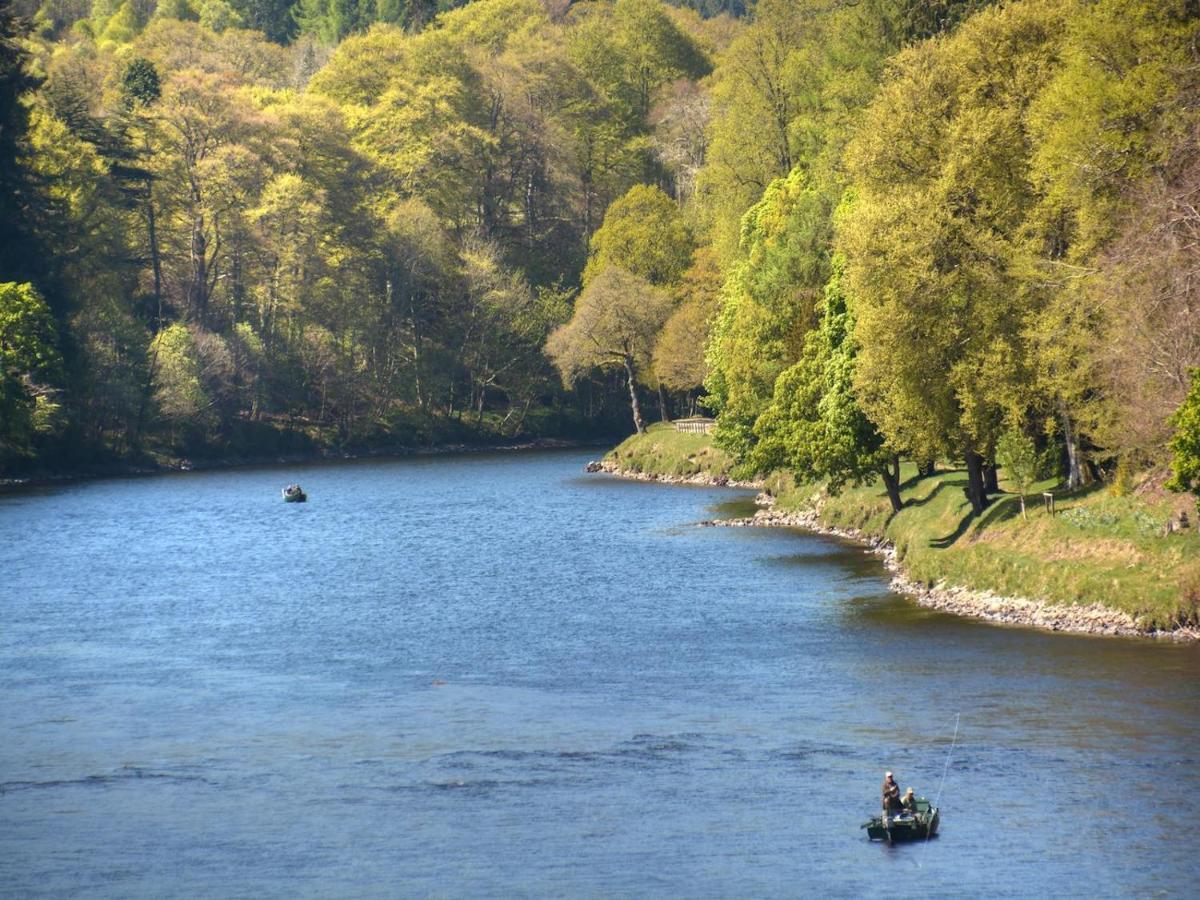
[2,450,1198,897]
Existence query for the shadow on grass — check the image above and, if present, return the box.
[929,511,973,549]
[977,493,1023,530]
[929,486,1027,549]
[905,479,955,509]
[901,468,949,491]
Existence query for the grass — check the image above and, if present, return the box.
[604,422,738,479]
[608,428,1200,631]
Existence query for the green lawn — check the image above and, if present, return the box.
[607,429,1200,631]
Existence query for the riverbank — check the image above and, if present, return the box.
[598,424,1200,640]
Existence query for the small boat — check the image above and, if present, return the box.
[862,798,939,842]
[282,484,307,503]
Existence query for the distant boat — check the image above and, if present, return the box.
[862,798,939,842]
[282,484,307,503]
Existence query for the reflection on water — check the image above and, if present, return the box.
[1,450,1198,897]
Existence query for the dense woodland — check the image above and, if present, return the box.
[1,0,1199,502]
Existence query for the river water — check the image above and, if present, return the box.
[1,449,1198,897]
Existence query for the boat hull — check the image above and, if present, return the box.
[864,807,939,842]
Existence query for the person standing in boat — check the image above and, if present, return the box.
[881,772,903,815]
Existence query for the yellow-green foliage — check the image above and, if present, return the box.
[604,422,736,479]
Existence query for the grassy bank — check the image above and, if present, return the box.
[604,422,739,480]
[606,426,1200,631]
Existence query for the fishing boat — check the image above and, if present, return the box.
[282,484,307,503]
[862,798,939,842]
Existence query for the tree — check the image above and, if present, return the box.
[458,236,568,425]
[0,7,43,288]
[228,0,299,43]
[1167,370,1200,497]
[149,322,211,434]
[751,257,903,511]
[120,56,161,109]
[841,0,1071,515]
[583,183,693,287]
[0,283,64,463]
[705,167,831,459]
[1022,0,1200,488]
[569,0,710,128]
[546,265,673,433]
[996,428,1039,519]
[652,247,722,396]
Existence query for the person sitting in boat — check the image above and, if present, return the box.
[901,787,917,812]
[881,772,903,814]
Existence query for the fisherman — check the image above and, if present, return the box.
[901,787,917,813]
[881,771,903,814]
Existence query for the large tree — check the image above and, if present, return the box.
[840,0,1070,514]
[546,265,673,433]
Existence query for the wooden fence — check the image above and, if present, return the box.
[674,417,715,435]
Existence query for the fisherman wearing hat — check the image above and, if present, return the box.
[901,787,917,814]
[881,771,903,815]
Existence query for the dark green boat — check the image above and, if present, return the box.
[862,798,939,842]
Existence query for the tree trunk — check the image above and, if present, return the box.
[964,447,988,516]
[880,455,903,513]
[657,383,670,422]
[623,356,645,434]
[1059,399,1083,490]
[145,177,163,334]
[984,459,999,494]
[1019,494,1027,520]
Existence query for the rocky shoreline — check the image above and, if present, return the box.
[594,461,1198,642]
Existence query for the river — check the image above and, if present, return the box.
[1,449,1198,897]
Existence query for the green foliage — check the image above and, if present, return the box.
[197,0,244,33]
[705,168,830,458]
[149,323,211,428]
[97,0,143,44]
[120,56,160,108]
[751,255,897,499]
[583,184,693,287]
[228,0,301,43]
[996,428,1039,516]
[569,0,710,127]
[652,248,722,392]
[9,0,1200,489]
[154,0,200,22]
[0,283,64,462]
[1028,0,1200,260]
[695,0,980,265]
[1168,370,1200,496]
[842,0,1070,464]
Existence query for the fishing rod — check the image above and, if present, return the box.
[924,712,960,853]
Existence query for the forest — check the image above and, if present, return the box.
[2,0,1199,502]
